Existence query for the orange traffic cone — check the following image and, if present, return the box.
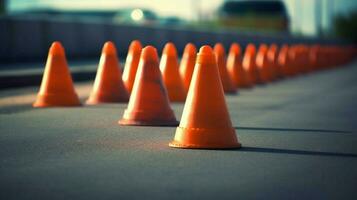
[119,46,178,126]
[242,43,259,85]
[159,42,186,102]
[309,45,319,71]
[33,41,81,107]
[179,43,197,94]
[86,41,129,104]
[277,45,292,77]
[227,43,252,88]
[213,43,237,94]
[299,45,310,73]
[267,44,279,80]
[256,44,271,83]
[288,46,299,76]
[290,45,302,74]
[169,45,241,149]
[123,40,142,94]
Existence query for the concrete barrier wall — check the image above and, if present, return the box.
[0,16,346,63]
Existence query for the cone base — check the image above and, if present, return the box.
[169,126,241,149]
[118,118,179,126]
[86,91,129,105]
[169,141,241,149]
[33,93,81,107]
[86,96,129,105]
[119,108,178,126]
[86,100,126,105]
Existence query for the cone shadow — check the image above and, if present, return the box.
[119,123,178,127]
[240,146,357,158]
[234,126,352,134]
[169,146,357,157]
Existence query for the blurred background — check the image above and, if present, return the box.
[4,0,357,37]
[0,0,356,64]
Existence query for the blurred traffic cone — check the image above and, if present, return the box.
[243,43,259,84]
[288,46,299,76]
[33,41,81,107]
[256,44,271,83]
[291,45,306,74]
[119,46,178,126]
[267,44,279,80]
[159,42,186,102]
[227,43,252,88]
[169,45,241,149]
[86,41,129,104]
[123,40,142,94]
[319,46,330,69]
[213,43,237,94]
[278,45,295,77]
[299,45,310,73]
[179,43,197,94]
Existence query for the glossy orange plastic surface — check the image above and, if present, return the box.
[119,46,178,126]
[86,41,129,104]
[277,45,292,77]
[213,43,237,94]
[179,43,197,94]
[123,40,142,93]
[256,44,271,83]
[287,47,300,76]
[267,44,279,80]
[242,43,259,84]
[297,45,310,74]
[33,41,81,107]
[159,42,186,102]
[169,45,241,149]
[227,43,252,88]
[309,45,320,71]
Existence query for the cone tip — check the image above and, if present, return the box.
[184,43,197,55]
[199,45,213,54]
[269,44,278,51]
[258,44,269,53]
[163,42,177,56]
[213,43,225,54]
[246,44,256,54]
[49,41,65,55]
[229,43,241,54]
[103,41,117,55]
[259,43,268,48]
[281,44,289,51]
[247,43,255,48]
[129,40,142,52]
[141,45,159,61]
[197,45,216,64]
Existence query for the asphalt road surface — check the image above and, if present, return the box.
[1,61,357,200]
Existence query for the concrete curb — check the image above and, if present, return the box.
[0,61,98,89]
[0,70,96,89]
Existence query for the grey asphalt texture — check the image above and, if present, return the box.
[1,61,357,200]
